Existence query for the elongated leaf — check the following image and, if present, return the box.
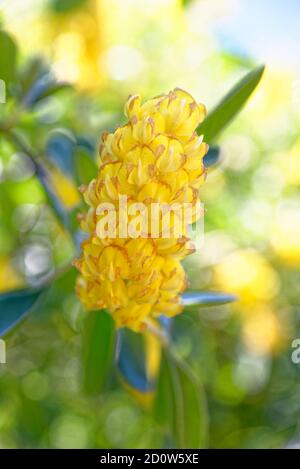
[0,287,46,337]
[0,30,17,94]
[82,310,116,394]
[198,65,265,143]
[182,291,237,307]
[117,329,152,392]
[154,350,208,448]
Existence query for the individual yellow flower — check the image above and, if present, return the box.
[75,88,208,331]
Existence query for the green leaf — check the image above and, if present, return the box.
[154,350,208,448]
[0,287,46,337]
[182,291,237,307]
[197,65,265,143]
[0,29,17,94]
[82,310,116,394]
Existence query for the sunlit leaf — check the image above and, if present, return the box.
[0,287,47,337]
[197,65,265,143]
[82,310,116,394]
[154,349,208,448]
[182,291,237,307]
[0,29,17,94]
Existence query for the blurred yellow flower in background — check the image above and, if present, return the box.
[275,138,300,187]
[214,249,286,354]
[3,0,219,98]
[214,249,280,304]
[270,201,300,266]
[45,0,106,88]
[242,304,284,355]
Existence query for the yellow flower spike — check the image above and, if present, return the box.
[75,89,208,331]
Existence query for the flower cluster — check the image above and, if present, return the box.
[74,88,208,331]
